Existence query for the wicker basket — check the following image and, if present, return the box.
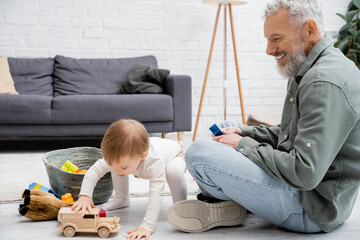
[43,147,113,205]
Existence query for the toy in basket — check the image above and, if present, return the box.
[43,147,113,205]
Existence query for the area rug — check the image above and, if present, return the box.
[0,151,198,203]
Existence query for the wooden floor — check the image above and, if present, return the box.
[1,195,359,240]
[1,134,360,239]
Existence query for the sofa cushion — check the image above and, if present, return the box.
[8,57,54,96]
[51,94,173,124]
[0,122,174,137]
[0,57,18,95]
[247,111,282,127]
[53,55,158,96]
[0,94,52,124]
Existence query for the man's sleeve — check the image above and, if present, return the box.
[240,124,280,148]
[236,82,358,190]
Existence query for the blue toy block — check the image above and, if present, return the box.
[28,182,60,199]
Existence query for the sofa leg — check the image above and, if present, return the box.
[177,131,184,142]
[162,133,166,139]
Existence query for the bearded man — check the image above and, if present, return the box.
[167,0,360,234]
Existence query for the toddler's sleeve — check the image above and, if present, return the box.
[79,158,112,198]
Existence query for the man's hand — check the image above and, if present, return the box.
[221,126,242,135]
[127,226,152,240]
[213,134,243,148]
[71,195,94,217]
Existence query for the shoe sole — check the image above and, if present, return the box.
[167,200,247,233]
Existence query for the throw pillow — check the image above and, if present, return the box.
[0,57,18,95]
[8,57,54,96]
[53,55,158,96]
[119,64,170,94]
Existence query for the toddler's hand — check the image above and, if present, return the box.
[71,195,94,217]
[126,226,152,240]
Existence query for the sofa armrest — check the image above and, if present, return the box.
[165,74,192,132]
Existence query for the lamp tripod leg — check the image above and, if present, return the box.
[193,3,222,141]
[229,3,246,125]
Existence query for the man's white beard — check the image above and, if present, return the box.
[277,42,307,79]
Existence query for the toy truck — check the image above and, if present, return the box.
[57,207,121,238]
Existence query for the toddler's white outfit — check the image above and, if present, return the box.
[79,137,187,232]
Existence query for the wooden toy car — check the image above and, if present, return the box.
[57,207,120,238]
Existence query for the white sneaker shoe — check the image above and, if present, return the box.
[167,200,247,233]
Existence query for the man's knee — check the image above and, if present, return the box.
[220,120,242,128]
[185,139,217,168]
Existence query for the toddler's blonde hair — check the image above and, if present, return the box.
[101,119,149,165]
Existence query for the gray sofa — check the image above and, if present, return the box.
[0,55,191,141]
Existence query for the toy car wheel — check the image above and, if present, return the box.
[98,227,110,238]
[63,226,75,237]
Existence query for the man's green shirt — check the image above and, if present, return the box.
[237,37,360,232]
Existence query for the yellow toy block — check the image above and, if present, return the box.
[60,160,79,173]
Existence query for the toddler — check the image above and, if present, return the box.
[72,119,187,239]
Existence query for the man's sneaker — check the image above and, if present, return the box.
[167,199,247,233]
[196,192,223,203]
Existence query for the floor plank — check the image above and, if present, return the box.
[1,195,359,240]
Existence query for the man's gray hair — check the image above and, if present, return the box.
[264,0,324,35]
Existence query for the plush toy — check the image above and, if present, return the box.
[18,189,73,221]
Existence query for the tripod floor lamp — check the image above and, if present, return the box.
[193,0,247,141]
